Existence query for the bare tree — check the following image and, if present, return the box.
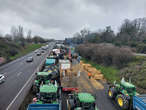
[11,26,17,40]
[17,25,24,38]
[80,28,90,38]
[26,30,32,43]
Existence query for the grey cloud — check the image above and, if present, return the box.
[0,0,79,30]
[0,0,146,39]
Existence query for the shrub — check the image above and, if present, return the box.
[119,61,146,93]
[136,43,146,53]
[76,43,134,68]
[8,48,19,56]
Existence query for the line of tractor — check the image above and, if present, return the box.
[27,44,98,110]
[26,43,146,110]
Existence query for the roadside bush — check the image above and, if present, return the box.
[0,39,21,60]
[136,43,146,53]
[8,48,19,56]
[119,61,146,93]
[76,43,134,68]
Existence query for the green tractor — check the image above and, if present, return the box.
[43,65,60,80]
[34,84,61,104]
[67,92,98,110]
[32,72,52,94]
[108,78,138,110]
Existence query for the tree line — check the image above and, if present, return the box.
[65,18,146,53]
[0,25,53,61]
[1,25,53,47]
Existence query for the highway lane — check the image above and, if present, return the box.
[0,43,55,110]
[0,51,35,72]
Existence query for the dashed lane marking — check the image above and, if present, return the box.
[6,49,50,110]
[17,72,22,76]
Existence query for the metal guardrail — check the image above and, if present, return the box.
[6,49,51,110]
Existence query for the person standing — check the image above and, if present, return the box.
[88,72,92,79]
[77,56,81,63]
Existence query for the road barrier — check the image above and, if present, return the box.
[6,49,52,110]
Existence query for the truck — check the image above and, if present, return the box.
[27,104,61,110]
[108,78,146,110]
[59,59,78,93]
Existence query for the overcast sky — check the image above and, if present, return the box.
[0,0,145,39]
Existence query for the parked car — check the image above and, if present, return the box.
[0,74,5,84]
[26,57,33,62]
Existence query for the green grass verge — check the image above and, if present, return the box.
[82,58,120,83]
[10,44,44,60]
[82,57,146,93]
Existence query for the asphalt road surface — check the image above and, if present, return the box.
[0,43,55,110]
[66,59,119,110]
[78,65,119,110]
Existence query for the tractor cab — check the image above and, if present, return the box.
[36,84,59,104]
[77,93,96,110]
[32,72,52,94]
[120,79,137,96]
[36,72,52,84]
[67,93,98,110]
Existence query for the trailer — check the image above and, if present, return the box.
[59,59,79,93]
[133,94,146,110]
[27,104,61,110]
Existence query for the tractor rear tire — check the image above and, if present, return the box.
[116,94,129,110]
[108,87,116,99]
[32,85,37,94]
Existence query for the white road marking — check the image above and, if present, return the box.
[17,72,22,76]
[6,51,48,110]
[6,71,35,110]
[3,72,7,75]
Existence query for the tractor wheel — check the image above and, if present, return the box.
[108,87,116,99]
[116,94,129,110]
[32,85,37,94]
